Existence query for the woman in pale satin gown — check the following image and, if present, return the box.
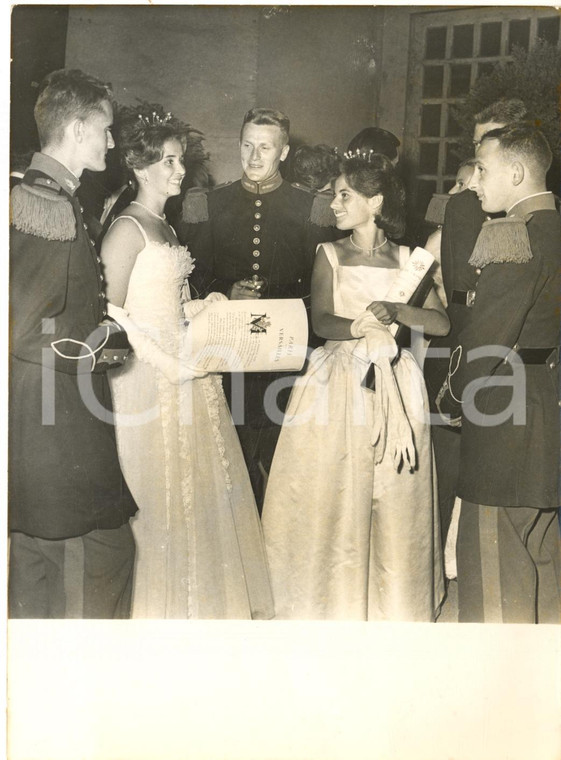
[101,111,273,619]
[261,154,447,621]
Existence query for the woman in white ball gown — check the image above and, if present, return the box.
[261,154,447,621]
[101,110,273,619]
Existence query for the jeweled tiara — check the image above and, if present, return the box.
[137,111,173,127]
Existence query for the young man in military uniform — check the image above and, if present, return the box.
[423,99,529,545]
[437,124,560,623]
[179,107,339,508]
[9,69,138,618]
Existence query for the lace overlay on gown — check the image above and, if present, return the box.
[261,242,444,621]
[108,216,273,619]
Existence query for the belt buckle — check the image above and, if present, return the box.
[98,348,130,368]
[466,290,476,307]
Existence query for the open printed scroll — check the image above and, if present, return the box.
[187,298,309,373]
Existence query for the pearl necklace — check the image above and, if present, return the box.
[131,200,166,221]
[349,234,387,255]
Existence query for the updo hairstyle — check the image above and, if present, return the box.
[117,114,188,191]
[342,154,406,239]
[347,127,400,163]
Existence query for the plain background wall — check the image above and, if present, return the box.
[10,6,69,157]
[11,5,418,187]
[64,5,386,184]
[375,6,417,147]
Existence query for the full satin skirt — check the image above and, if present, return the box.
[262,340,444,621]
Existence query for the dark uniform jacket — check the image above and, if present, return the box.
[178,172,341,428]
[177,172,339,304]
[439,193,561,508]
[424,190,486,412]
[9,153,137,539]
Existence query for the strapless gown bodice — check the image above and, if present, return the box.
[123,240,194,351]
[107,215,273,619]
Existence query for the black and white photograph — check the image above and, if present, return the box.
[5,2,561,758]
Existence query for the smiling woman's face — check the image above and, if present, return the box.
[330,175,375,230]
[142,138,186,197]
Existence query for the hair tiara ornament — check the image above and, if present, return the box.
[342,148,375,162]
[137,111,173,127]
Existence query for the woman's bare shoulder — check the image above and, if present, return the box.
[101,212,145,258]
[319,237,351,263]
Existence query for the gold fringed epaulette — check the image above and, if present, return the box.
[10,183,76,241]
[469,215,533,268]
[181,186,209,223]
[425,193,449,226]
[310,192,337,227]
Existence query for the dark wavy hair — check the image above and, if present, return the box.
[347,127,400,162]
[341,154,406,239]
[291,144,340,190]
[116,113,189,192]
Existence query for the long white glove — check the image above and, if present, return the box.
[107,303,207,384]
[183,291,228,320]
[350,310,416,472]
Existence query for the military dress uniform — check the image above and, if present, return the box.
[9,153,138,618]
[423,190,487,540]
[438,192,561,623]
[178,171,340,507]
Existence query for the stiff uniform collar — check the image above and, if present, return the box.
[28,152,81,196]
[507,192,555,218]
[241,171,283,195]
